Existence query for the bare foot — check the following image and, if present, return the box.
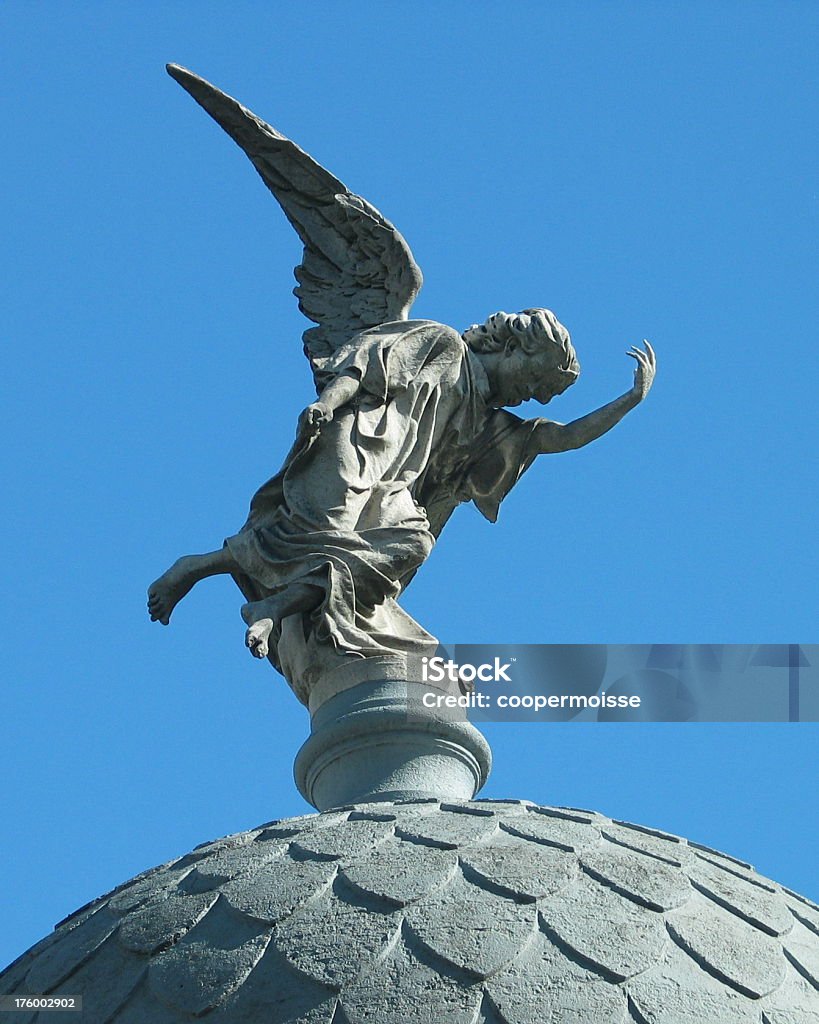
[245,619,274,659]
[147,556,201,625]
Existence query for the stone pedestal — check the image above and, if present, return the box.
[294,670,492,811]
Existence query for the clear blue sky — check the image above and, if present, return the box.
[1,2,817,969]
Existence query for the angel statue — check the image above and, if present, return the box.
[148,65,656,704]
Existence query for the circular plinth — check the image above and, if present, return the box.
[294,679,492,810]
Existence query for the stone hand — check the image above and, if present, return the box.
[299,402,334,435]
[627,340,656,401]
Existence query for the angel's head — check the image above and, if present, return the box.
[463,308,579,408]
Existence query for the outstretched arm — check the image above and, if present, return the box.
[530,341,656,454]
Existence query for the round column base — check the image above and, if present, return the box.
[294,679,492,811]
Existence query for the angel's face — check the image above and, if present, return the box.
[481,347,572,408]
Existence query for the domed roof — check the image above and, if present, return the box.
[2,799,818,1023]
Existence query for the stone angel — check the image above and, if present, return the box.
[148,66,656,704]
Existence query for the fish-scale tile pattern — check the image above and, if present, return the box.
[289,818,393,861]
[784,922,819,992]
[341,938,483,1024]
[462,835,579,901]
[667,895,786,998]
[220,855,337,923]
[580,844,692,912]
[404,872,538,978]
[486,930,629,1023]
[395,806,499,848]
[147,898,270,1015]
[43,934,145,1023]
[786,893,819,939]
[538,872,668,981]
[502,808,602,853]
[341,837,458,906]
[761,965,819,1024]
[23,907,120,995]
[272,892,402,987]
[1,799,818,1022]
[626,942,761,1024]
[688,856,794,936]
[117,891,218,954]
[601,821,693,866]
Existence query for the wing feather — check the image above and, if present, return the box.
[166,65,423,379]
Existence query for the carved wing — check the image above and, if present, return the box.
[166,65,423,382]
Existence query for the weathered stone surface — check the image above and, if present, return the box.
[289,818,393,862]
[487,931,628,1023]
[147,899,270,1015]
[695,849,779,891]
[405,873,538,979]
[256,810,349,841]
[472,799,536,816]
[555,806,601,823]
[461,836,578,901]
[784,921,819,991]
[488,975,627,1024]
[581,843,692,912]
[174,837,285,888]
[690,841,755,870]
[111,978,194,1024]
[601,821,692,866]
[0,928,66,999]
[784,890,819,914]
[220,856,336,924]
[341,942,483,1024]
[118,892,218,954]
[503,809,601,852]
[785,892,819,938]
[667,894,787,998]
[3,800,818,1022]
[764,1014,819,1024]
[396,806,500,849]
[24,906,119,994]
[46,934,146,1022]
[108,865,193,914]
[761,962,819,1023]
[273,893,401,988]
[764,1013,819,1024]
[538,873,667,981]
[342,838,458,906]
[689,855,794,936]
[206,943,337,1024]
[627,943,760,1024]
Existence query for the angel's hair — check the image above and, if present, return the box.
[463,308,580,392]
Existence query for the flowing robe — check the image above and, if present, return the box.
[225,320,540,697]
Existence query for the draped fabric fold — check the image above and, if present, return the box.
[225,320,541,689]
